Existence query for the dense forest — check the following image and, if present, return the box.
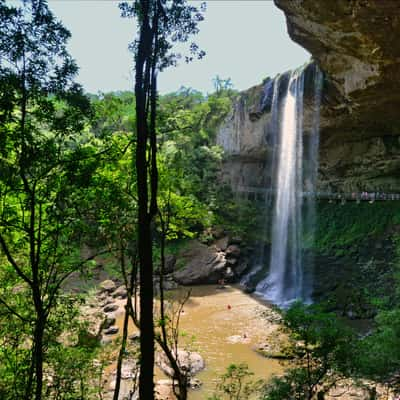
[1,0,400,400]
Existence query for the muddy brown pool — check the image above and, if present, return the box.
[114,285,283,399]
[173,285,283,399]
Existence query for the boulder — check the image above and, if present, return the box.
[153,276,179,294]
[99,280,116,294]
[214,236,229,252]
[156,350,205,378]
[227,335,251,344]
[120,360,136,379]
[225,244,241,258]
[255,342,294,360]
[164,255,177,274]
[188,378,202,390]
[104,326,119,335]
[112,285,127,299]
[78,307,104,340]
[102,316,116,330]
[129,332,140,342]
[97,292,108,301]
[103,304,118,313]
[100,298,114,307]
[77,329,100,348]
[172,241,227,285]
[163,278,179,291]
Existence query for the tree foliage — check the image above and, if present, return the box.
[209,363,264,400]
[262,303,355,400]
[0,1,95,398]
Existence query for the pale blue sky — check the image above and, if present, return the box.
[48,0,310,94]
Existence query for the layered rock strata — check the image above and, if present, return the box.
[217,0,400,192]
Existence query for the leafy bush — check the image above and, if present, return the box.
[262,302,356,400]
[209,363,264,400]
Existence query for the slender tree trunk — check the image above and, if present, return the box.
[25,347,35,400]
[113,303,129,400]
[135,1,155,397]
[113,249,130,400]
[20,51,42,400]
[31,186,45,400]
[137,219,154,398]
[33,311,45,400]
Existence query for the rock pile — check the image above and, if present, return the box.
[96,280,128,339]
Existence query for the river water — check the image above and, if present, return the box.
[172,285,283,399]
[113,285,283,399]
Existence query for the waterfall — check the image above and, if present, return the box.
[257,68,305,305]
[240,74,282,287]
[254,63,323,306]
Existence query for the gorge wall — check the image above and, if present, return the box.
[217,0,400,193]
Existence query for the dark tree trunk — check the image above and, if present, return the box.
[33,313,45,400]
[137,220,155,399]
[113,248,131,400]
[113,303,129,400]
[135,1,155,397]
[131,0,200,396]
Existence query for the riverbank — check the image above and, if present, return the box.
[87,284,284,399]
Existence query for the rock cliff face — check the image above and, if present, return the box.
[216,83,273,191]
[217,0,400,192]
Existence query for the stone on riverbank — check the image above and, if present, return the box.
[104,326,119,335]
[103,304,118,313]
[99,279,117,294]
[112,285,127,299]
[156,349,205,378]
[102,316,116,330]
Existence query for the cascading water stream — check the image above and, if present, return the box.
[253,63,323,306]
[241,74,282,287]
[256,68,305,304]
